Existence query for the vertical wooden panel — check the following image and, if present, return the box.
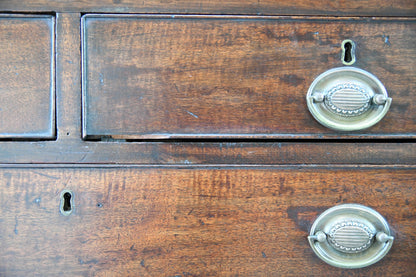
[56,13,81,141]
[0,15,55,139]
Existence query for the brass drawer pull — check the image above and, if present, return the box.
[306,67,392,131]
[308,204,393,269]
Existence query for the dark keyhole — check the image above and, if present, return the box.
[60,190,73,215]
[343,42,353,63]
[342,40,356,65]
[63,192,72,211]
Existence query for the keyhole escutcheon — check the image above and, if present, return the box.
[60,190,73,216]
[342,39,356,65]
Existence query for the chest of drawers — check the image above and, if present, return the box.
[0,1,415,276]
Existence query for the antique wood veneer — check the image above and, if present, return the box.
[0,1,415,276]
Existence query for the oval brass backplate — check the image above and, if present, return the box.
[306,67,391,131]
[308,204,394,269]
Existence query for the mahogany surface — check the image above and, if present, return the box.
[0,15,55,139]
[0,167,415,276]
[0,2,414,277]
[0,0,415,16]
[83,15,416,139]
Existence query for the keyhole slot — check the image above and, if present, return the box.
[344,42,353,62]
[341,40,356,65]
[60,190,73,216]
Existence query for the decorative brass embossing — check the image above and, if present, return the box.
[324,84,371,117]
[328,220,374,253]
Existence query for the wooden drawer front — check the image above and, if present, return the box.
[0,15,55,139]
[1,0,416,16]
[82,15,416,139]
[0,167,414,276]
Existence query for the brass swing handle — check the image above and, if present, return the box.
[308,204,394,269]
[306,67,392,131]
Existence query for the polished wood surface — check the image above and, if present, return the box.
[1,141,416,165]
[0,6,414,277]
[0,0,415,16]
[0,13,412,165]
[0,166,415,276]
[83,15,416,139]
[0,15,55,139]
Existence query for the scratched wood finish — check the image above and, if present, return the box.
[83,16,416,139]
[0,0,415,16]
[0,15,55,139]
[1,141,416,165]
[0,167,414,276]
[0,13,413,165]
[55,13,82,142]
[0,9,413,277]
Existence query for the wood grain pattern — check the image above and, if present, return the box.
[0,167,414,276]
[0,6,412,277]
[1,13,413,165]
[56,13,82,142]
[0,0,415,16]
[0,141,416,165]
[82,15,416,139]
[0,15,55,139]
